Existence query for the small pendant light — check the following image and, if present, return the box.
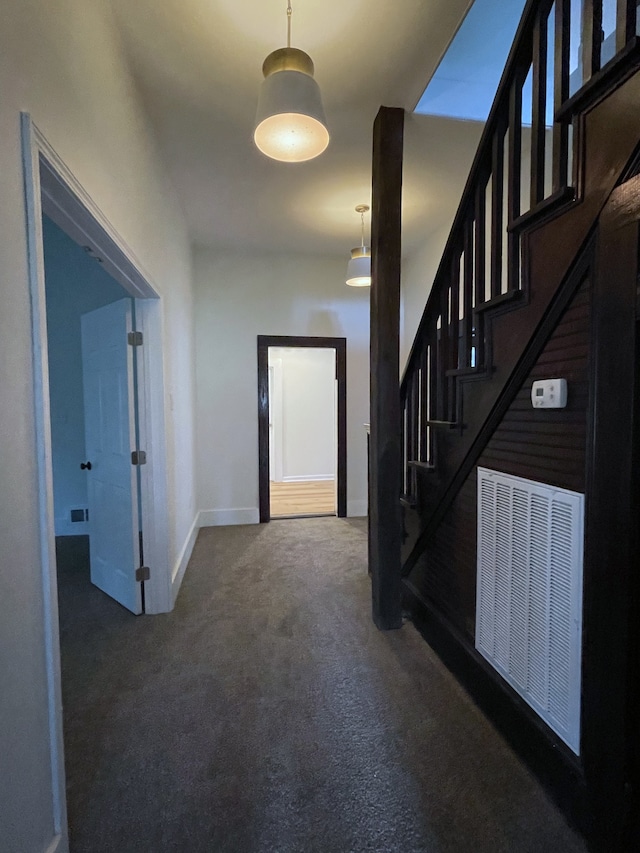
[346,205,371,287]
[254,1,330,163]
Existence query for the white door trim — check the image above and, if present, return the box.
[21,112,171,847]
[134,297,171,614]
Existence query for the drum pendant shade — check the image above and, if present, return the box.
[254,65,329,163]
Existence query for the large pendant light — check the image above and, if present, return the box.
[346,204,371,287]
[254,1,329,163]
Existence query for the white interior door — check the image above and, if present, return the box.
[81,298,141,614]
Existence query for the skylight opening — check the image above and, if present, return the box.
[415,0,635,125]
[414,0,527,123]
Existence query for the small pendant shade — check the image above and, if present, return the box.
[346,247,371,287]
[346,205,371,287]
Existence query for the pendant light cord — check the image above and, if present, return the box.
[354,205,369,248]
[287,1,292,48]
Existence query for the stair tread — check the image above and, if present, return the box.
[408,460,437,471]
[474,289,523,313]
[445,366,487,378]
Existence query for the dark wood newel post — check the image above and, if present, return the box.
[369,106,404,630]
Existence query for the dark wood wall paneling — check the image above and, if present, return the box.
[483,280,590,493]
[408,276,591,643]
[397,17,640,851]
[403,70,640,580]
[403,270,594,833]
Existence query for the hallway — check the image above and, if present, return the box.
[57,519,586,853]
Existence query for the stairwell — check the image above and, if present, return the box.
[369,1,640,850]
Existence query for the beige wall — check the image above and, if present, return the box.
[194,249,370,524]
[0,3,196,851]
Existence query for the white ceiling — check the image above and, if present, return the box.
[112,0,476,256]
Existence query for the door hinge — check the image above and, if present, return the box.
[135,566,150,582]
[128,330,143,346]
[131,450,147,465]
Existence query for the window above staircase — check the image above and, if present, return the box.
[414,0,527,122]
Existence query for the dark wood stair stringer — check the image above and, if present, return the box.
[402,234,593,577]
[401,69,640,577]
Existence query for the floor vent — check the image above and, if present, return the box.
[476,468,584,754]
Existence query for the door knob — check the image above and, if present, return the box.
[80,461,92,470]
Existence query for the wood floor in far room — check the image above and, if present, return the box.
[270,480,336,517]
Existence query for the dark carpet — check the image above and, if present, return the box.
[56,520,586,853]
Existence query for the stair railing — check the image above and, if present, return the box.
[400,0,640,507]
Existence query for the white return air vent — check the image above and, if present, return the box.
[476,468,584,754]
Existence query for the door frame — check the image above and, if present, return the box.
[21,113,171,844]
[257,335,347,522]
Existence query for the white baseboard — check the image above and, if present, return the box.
[347,499,368,518]
[44,833,67,853]
[281,474,334,483]
[198,508,260,527]
[171,514,199,606]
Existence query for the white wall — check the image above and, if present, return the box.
[195,249,370,525]
[400,221,456,372]
[43,215,130,536]
[0,3,195,851]
[400,118,548,372]
[269,347,336,482]
[401,113,484,371]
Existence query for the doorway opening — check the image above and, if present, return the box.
[258,335,347,522]
[268,346,337,518]
[42,214,145,613]
[22,113,171,845]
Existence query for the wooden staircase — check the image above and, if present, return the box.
[400,0,640,579]
[369,1,640,849]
